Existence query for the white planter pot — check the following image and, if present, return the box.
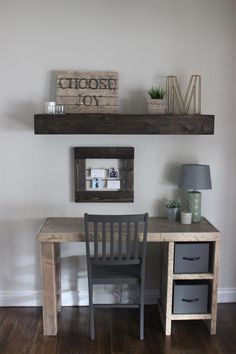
[147,99,167,114]
[181,211,192,224]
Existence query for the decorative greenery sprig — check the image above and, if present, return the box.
[166,198,183,209]
[148,86,166,99]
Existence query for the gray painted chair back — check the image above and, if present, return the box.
[84,213,149,340]
[85,214,148,265]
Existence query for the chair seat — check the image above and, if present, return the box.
[91,264,141,284]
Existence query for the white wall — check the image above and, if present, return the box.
[0,0,236,305]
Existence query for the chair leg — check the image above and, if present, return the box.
[140,281,145,340]
[88,282,95,340]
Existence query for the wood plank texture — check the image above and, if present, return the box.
[40,243,58,335]
[165,241,174,335]
[122,159,134,191]
[74,147,134,159]
[57,96,118,106]
[171,313,212,320]
[75,190,134,202]
[37,217,220,243]
[210,239,221,334]
[77,159,86,192]
[56,71,119,114]
[55,244,61,313]
[34,113,214,135]
[173,273,214,280]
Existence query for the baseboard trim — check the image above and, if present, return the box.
[0,289,159,307]
[0,291,42,307]
[0,288,235,307]
[61,288,159,306]
[218,288,236,303]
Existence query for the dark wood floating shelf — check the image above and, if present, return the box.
[34,113,214,135]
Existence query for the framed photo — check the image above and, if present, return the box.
[92,178,104,189]
[90,168,106,178]
[74,147,134,203]
[109,167,119,179]
[107,180,120,190]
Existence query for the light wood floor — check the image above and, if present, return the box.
[0,304,235,354]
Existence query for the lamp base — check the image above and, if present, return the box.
[187,191,201,223]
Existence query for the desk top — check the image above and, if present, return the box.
[37,217,220,243]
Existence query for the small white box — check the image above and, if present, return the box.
[107,180,120,190]
[90,169,106,178]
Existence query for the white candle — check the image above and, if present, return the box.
[181,211,192,224]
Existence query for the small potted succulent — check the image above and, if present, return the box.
[166,198,183,222]
[147,86,167,114]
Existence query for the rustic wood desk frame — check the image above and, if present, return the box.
[37,217,221,336]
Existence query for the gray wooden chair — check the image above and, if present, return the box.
[84,213,149,340]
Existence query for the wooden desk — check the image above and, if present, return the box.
[37,217,221,336]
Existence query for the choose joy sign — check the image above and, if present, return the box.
[56,71,119,113]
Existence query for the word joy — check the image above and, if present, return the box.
[76,94,102,107]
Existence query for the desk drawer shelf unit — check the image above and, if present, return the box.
[157,218,221,336]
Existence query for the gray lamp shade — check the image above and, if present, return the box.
[178,164,212,190]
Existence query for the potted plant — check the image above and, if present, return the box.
[166,198,183,222]
[147,86,167,114]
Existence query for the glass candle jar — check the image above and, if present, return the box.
[45,102,56,114]
[55,104,65,114]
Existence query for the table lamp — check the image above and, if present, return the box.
[178,164,212,222]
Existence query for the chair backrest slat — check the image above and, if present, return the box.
[134,221,139,259]
[141,215,148,264]
[110,222,114,261]
[94,222,98,260]
[84,213,148,266]
[102,222,106,260]
[118,222,122,261]
[126,221,131,260]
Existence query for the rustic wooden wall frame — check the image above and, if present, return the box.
[74,147,134,203]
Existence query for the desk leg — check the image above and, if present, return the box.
[40,242,58,335]
[165,242,174,336]
[210,239,221,334]
[55,244,61,312]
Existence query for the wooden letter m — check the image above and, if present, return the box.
[167,75,201,114]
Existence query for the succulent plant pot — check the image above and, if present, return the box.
[167,207,179,222]
[147,99,167,114]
